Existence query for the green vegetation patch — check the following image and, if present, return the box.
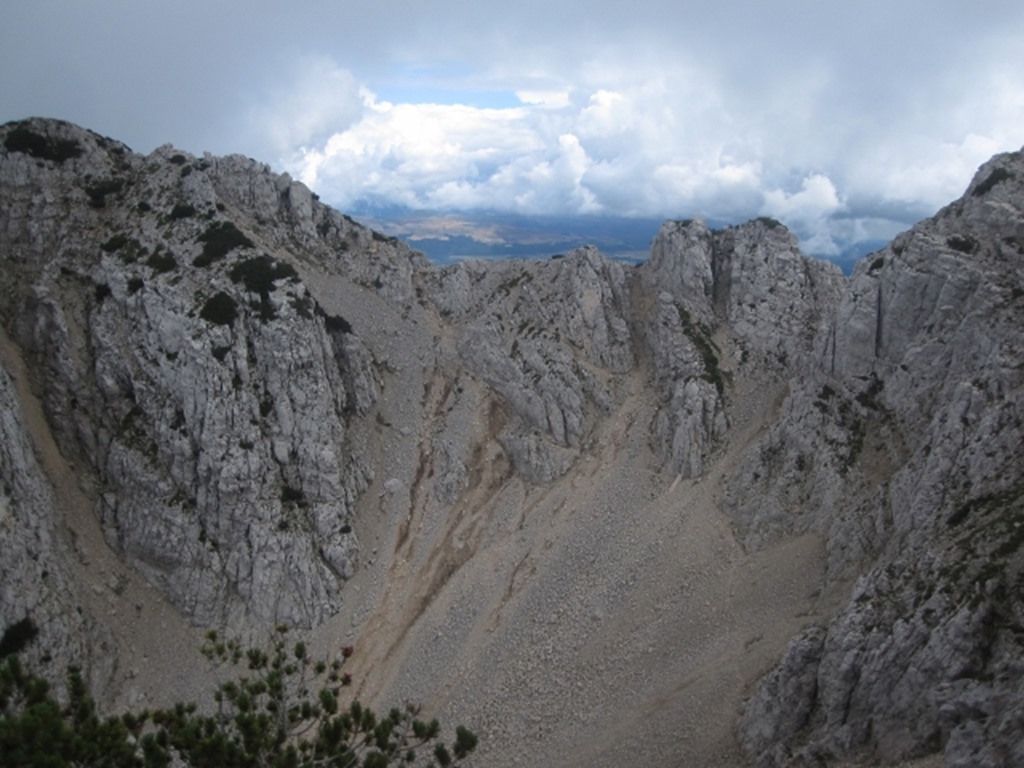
[371,230,398,244]
[146,251,178,274]
[676,304,727,396]
[972,167,1013,197]
[316,304,353,335]
[227,256,300,322]
[281,485,307,507]
[0,629,477,768]
[949,486,1024,533]
[755,216,784,230]
[229,255,298,296]
[84,177,125,208]
[0,618,38,659]
[199,291,239,326]
[169,203,197,220]
[855,375,884,410]
[101,233,130,253]
[947,235,978,254]
[3,125,83,162]
[194,221,254,267]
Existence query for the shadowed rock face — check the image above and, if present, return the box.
[1,118,1022,767]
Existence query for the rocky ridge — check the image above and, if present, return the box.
[1,118,1022,767]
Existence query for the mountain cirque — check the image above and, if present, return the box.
[1,118,1022,767]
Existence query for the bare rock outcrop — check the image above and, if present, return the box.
[1,119,389,628]
[0,352,97,676]
[0,119,838,636]
[735,149,1024,767]
[638,218,843,476]
[420,247,633,482]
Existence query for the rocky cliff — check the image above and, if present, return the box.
[1,118,1021,767]
[736,151,1024,768]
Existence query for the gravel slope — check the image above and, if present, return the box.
[307,368,846,767]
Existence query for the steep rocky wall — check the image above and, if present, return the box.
[0,339,97,677]
[0,119,393,629]
[636,217,843,478]
[736,150,1024,768]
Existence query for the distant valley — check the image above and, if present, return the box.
[353,207,885,272]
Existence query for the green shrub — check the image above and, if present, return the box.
[127,277,144,295]
[3,125,82,162]
[229,255,298,296]
[281,485,306,505]
[947,235,977,254]
[0,618,38,659]
[227,256,299,322]
[199,292,239,326]
[102,233,130,252]
[291,294,314,319]
[194,221,253,267]
[84,178,125,208]
[371,230,398,244]
[972,167,1013,197]
[676,304,727,395]
[755,216,784,230]
[169,203,197,220]
[0,630,478,768]
[317,305,353,334]
[147,251,178,273]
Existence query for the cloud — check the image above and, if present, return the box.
[246,56,364,157]
[3,0,1023,257]
[516,90,572,108]
[762,175,845,255]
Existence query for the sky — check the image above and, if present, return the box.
[3,1,1024,257]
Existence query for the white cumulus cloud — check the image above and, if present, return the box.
[3,0,1023,256]
[762,175,846,255]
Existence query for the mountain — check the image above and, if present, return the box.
[1,117,1022,767]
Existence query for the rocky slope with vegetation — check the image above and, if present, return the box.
[1,117,1021,767]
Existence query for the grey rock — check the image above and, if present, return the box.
[734,148,1024,767]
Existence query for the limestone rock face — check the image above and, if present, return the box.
[0,119,386,629]
[734,150,1024,767]
[638,218,844,475]
[644,217,844,372]
[421,247,634,482]
[0,355,98,677]
[0,119,836,635]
